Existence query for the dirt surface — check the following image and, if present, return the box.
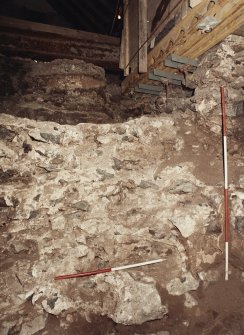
[39,279,244,335]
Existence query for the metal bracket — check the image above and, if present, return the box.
[165,54,198,72]
[149,72,182,86]
[165,59,196,72]
[153,69,185,85]
[134,88,161,95]
[170,54,198,67]
[135,84,162,95]
[138,83,163,92]
[197,15,220,33]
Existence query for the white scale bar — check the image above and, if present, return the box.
[112,258,164,271]
[223,136,228,189]
[225,241,229,281]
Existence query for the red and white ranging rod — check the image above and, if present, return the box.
[221,87,229,281]
[54,258,164,280]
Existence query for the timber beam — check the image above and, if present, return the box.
[0,16,120,71]
[122,0,244,92]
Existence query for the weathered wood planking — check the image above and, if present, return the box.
[138,0,148,73]
[122,0,244,92]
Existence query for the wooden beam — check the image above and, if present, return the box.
[119,29,125,70]
[148,0,187,47]
[0,16,120,71]
[124,0,130,76]
[138,0,147,73]
[148,0,243,66]
[176,0,244,58]
[0,16,120,46]
[122,0,244,92]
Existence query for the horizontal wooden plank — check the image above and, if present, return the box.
[0,27,120,71]
[0,15,120,46]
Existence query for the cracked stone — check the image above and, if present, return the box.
[0,125,16,141]
[96,168,114,180]
[28,130,47,142]
[40,132,61,144]
[51,215,66,230]
[235,216,244,232]
[19,315,47,335]
[184,292,198,308]
[97,272,168,325]
[71,200,90,211]
[166,272,199,296]
[170,180,197,194]
[139,180,159,189]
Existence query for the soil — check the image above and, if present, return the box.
[39,278,244,335]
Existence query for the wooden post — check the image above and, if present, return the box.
[119,29,125,69]
[124,0,130,76]
[138,0,147,73]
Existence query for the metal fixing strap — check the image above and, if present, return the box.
[153,69,185,82]
[138,83,163,92]
[135,87,161,95]
[149,72,182,85]
[165,58,197,72]
[170,54,199,67]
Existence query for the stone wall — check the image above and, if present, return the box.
[0,56,139,125]
[0,35,243,335]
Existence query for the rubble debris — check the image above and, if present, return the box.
[95,272,168,325]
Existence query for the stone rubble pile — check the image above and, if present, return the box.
[192,35,244,134]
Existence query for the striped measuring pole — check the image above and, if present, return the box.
[221,87,229,281]
[54,258,164,280]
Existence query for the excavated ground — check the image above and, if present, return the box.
[0,35,243,335]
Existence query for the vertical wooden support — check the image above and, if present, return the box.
[124,0,130,76]
[138,0,147,73]
[119,29,125,69]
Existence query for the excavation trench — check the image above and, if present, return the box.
[0,35,243,335]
